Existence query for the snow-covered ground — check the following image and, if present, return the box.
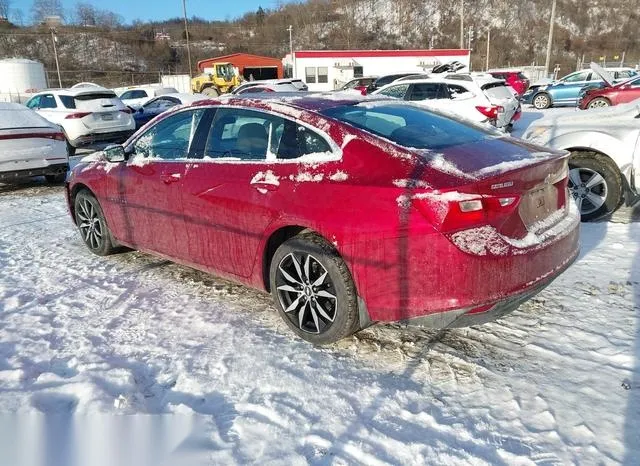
[0,108,639,465]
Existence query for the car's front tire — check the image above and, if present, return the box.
[269,232,360,345]
[45,173,66,184]
[568,151,623,221]
[533,93,552,109]
[587,97,611,109]
[74,190,117,255]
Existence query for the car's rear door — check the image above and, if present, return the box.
[115,108,210,257]
[179,107,284,278]
[179,106,339,280]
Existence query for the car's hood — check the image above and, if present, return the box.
[589,62,615,87]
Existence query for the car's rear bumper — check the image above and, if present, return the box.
[401,255,574,328]
[350,205,580,324]
[69,130,134,148]
[0,162,68,181]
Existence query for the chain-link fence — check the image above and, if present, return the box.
[44,69,166,89]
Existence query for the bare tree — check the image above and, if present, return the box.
[75,2,96,26]
[31,0,63,24]
[0,0,10,19]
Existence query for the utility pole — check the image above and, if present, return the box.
[459,0,464,49]
[544,0,557,77]
[485,28,490,71]
[50,28,62,88]
[620,51,626,67]
[287,25,294,78]
[182,0,193,79]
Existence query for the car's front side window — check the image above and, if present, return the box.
[25,96,40,109]
[563,71,590,83]
[132,109,206,160]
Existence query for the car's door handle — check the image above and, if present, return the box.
[160,173,181,184]
[250,181,278,192]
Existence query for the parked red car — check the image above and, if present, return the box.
[66,96,579,344]
[578,74,640,109]
[488,70,530,96]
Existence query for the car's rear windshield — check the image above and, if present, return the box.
[482,83,514,99]
[60,92,117,109]
[320,103,493,150]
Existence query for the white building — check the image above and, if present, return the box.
[285,49,471,92]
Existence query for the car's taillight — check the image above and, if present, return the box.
[475,105,503,120]
[412,193,521,233]
[45,132,66,141]
[65,112,92,119]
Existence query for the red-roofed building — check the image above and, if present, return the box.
[197,53,284,81]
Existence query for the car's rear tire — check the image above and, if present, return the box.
[45,173,66,184]
[568,151,623,222]
[74,190,117,256]
[533,93,552,109]
[66,140,76,157]
[587,97,611,109]
[269,232,360,345]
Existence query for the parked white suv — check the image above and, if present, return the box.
[118,86,179,109]
[0,102,68,183]
[373,74,521,131]
[25,87,135,156]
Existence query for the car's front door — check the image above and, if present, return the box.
[116,108,209,258]
[619,77,640,104]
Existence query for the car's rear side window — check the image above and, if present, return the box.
[482,83,514,100]
[59,95,76,109]
[204,108,332,161]
[321,103,492,150]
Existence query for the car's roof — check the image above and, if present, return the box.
[488,69,523,73]
[36,87,115,97]
[193,93,388,113]
[150,92,206,103]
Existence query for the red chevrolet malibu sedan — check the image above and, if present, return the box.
[66,95,580,344]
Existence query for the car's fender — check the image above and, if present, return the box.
[547,130,635,182]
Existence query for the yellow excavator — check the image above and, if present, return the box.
[191,62,241,96]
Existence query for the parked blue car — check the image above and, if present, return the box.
[132,93,206,129]
[523,68,637,109]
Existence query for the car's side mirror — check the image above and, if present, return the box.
[138,107,144,113]
[104,144,126,163]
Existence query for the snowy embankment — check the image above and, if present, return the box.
[0,182,638,465]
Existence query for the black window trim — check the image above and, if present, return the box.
[190,105,342,164]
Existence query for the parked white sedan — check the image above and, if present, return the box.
[0,102,68,183]
[523,98,640,221]
[372,74,521,131]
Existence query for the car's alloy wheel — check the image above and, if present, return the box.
[74,190,116,255]
[568,167,608,215]
[533,93,551,109]
[276,252,338,335]
[270,233,360,344]
[568,151,623,221]
[587,97,611,109]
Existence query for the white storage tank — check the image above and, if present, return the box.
[0,58,48,103]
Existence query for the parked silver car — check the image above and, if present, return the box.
[522,99,640,221]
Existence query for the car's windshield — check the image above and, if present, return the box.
[321,103,495,150]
